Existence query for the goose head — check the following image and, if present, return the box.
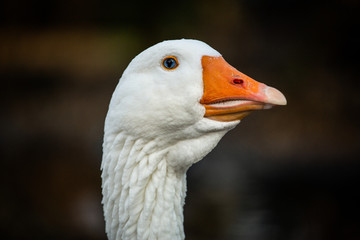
[102,39,286,239]
[105,39,286,170]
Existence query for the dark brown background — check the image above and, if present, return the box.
[1,0,359,239]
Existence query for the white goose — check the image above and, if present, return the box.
[101,39,286,240]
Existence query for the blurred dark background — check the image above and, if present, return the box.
[1,0,359,239]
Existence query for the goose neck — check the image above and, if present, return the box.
[102,133,187,240]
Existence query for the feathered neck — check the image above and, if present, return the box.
[101,132,187,240]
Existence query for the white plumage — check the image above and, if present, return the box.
[101,39,286,240]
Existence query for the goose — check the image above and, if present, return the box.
[101,39,286,240]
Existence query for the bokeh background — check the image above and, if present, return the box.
[1,0,359,239]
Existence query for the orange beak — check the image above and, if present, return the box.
[200,56,287,122]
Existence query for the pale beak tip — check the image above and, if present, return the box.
[265,86,287,106]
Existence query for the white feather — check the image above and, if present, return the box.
[102,39,240,240]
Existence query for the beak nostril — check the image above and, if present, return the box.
[233,79,244,85]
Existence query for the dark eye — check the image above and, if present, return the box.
[162,56,179,70]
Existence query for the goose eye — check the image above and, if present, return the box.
[162,56,179,70]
